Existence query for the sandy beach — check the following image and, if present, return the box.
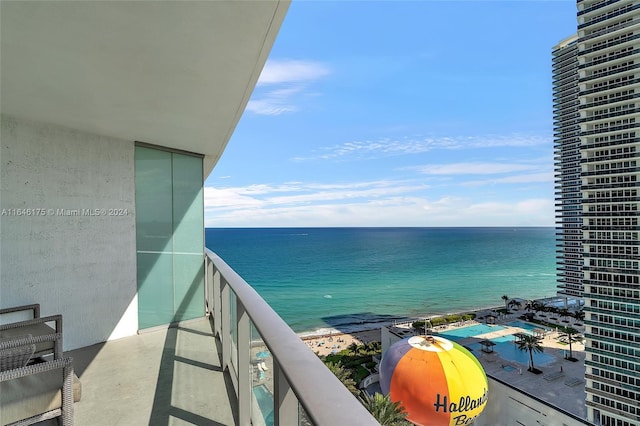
[300,328,382,357]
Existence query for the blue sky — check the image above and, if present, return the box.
[205,1,578,227]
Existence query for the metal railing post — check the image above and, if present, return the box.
[237,301,251,426]
[273,361,298,425]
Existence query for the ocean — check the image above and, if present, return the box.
[205,227,558,335]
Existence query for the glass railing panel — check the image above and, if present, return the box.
[250,321,275,426]
[230,289,238,371]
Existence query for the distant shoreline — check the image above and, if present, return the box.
[294,294,578,341]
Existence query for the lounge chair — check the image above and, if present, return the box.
[0,304,62,359]
[0,334,74,425]
[0,304,81,403]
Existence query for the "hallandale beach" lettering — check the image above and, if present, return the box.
[433,389,488,425]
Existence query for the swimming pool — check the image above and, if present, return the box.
[256,350,270,359]
[491,335,515,343]
[438,324,506,339]
[508,320,550,333]
[252,384,274,426]
[471,341,555,366]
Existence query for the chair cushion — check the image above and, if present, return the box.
[0,368,62,425]
[73,372,82,402]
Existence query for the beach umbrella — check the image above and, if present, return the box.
[379,335,488,426]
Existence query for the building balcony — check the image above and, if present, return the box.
[61,250,378,425]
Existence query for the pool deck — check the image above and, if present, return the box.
[387,313,587,420]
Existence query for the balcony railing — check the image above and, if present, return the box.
[204,249,378,426]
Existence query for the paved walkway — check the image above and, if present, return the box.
[67,317,236,426]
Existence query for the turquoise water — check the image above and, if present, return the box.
[438,324,506,339]
[432,321,556,366]
[252,385,274,426]
[508,320,551,332]
[484,342,555,366]
[206,227,558,334]
[492,335,516,343]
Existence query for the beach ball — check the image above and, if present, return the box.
[380,335,488,426]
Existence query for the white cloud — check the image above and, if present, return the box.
[246,99,298,116]
[203,180,554,228]
[411,162,539,176]
[293,134,551,161]
[205,196,554,228]
[461,172,555,187]
[257,60,331,86]
[205,180,426,208]
[247,59,331,115]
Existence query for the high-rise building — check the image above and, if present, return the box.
[554,35,583,299]
[574,1,640,425]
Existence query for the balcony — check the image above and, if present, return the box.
[64,250,377,425]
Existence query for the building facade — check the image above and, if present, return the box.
[554,35,584,299]
[574,1,640,425]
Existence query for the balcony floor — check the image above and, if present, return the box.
[67,317,237,425]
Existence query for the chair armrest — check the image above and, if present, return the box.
[0,356,75,426]
[0,355,72,381]
[0,304,40,318]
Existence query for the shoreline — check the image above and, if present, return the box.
[293,303,507,340]
[294,295,584,357]
[292,294,580,339]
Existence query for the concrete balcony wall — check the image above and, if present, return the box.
[0,115,138,350]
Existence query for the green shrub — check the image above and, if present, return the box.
[431,317,447,326]
[412,320,425,330]
[445,314,462,323]
[355,365,370,382]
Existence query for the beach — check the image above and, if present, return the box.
[295,304,585,357]
[300,328,382,356]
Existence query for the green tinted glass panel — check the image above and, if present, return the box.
[172,153,204,320]
[135,148,173,328]
[173,255,204,321]
[172,154,204,253]
[135,146,204,329]
[137,253,174,328]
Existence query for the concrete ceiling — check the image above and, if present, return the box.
[1,0,289,175]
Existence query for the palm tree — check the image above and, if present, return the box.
[509,300,522,311]
[558,308,571,323]
[501,294,510,312]
[347,342,361,355]
[324,361,358,395]
[516,334,544,372]
[360,392,410,426]
[573,309,585,324]
[560,327,582,361]
[532,301,545,316]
